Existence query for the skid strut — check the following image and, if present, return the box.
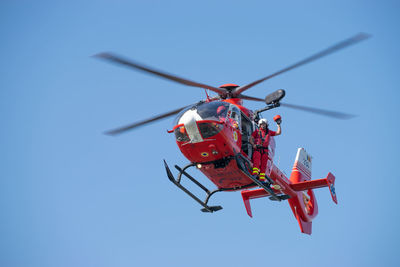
[164,160,223,212]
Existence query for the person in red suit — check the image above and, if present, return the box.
[249,117,282,182]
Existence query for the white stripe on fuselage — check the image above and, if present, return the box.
[178,109,203,143]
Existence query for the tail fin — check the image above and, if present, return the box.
[289,148,314,235]
[288,148,337,235]
[326,172,337,204]
[242,192,253,217]
[290,148,312,183]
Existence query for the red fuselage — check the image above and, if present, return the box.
[170,98,275,190]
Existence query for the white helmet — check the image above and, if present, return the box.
[258,118,268,126]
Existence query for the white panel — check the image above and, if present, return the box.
[180,110,203,143]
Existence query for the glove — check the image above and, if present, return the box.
[273,115,282,125]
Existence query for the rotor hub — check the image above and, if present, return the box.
[219,83,239,91]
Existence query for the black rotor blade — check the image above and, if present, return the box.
[239,94,354,119]
[238,94,264,102]
[233,33,370,96]
[280,102,355,119]
[105,105,190,136]
[94,53,227,96]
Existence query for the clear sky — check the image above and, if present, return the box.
[1,1,399,267]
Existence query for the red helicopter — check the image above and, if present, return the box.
[95,33,368,235]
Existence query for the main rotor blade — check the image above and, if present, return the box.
[238,94,264,102]
[233,33,370,96]
[94,53,227,96]
[240,94,354,119]
[280,102,355,119]
[104,105,190,136]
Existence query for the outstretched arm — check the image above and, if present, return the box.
[275,124,281,136]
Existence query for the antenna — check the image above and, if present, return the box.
[204,89,211,102]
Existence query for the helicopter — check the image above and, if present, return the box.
[94,33,369,235]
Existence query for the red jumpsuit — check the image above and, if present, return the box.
[251,129,276,180]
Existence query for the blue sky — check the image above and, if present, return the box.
[1,1,399,266]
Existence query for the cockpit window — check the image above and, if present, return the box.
[174,126,190,142]
[196,101,230,121]
[174,101,230,124]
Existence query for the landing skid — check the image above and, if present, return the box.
[164,160,224,213]
[164,154,289,212]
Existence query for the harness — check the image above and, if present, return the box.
[256,129,269,154]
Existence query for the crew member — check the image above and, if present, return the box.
[249,117,282,182]
[216,105,227,121]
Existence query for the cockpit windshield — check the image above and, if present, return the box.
[174,101,230,125]
[196,101,230,121]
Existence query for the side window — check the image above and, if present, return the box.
[228,105,241,130]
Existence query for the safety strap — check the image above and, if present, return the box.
[257,129,269,146]
[258,129,265,144]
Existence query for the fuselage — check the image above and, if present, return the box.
[170,98,276,190]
